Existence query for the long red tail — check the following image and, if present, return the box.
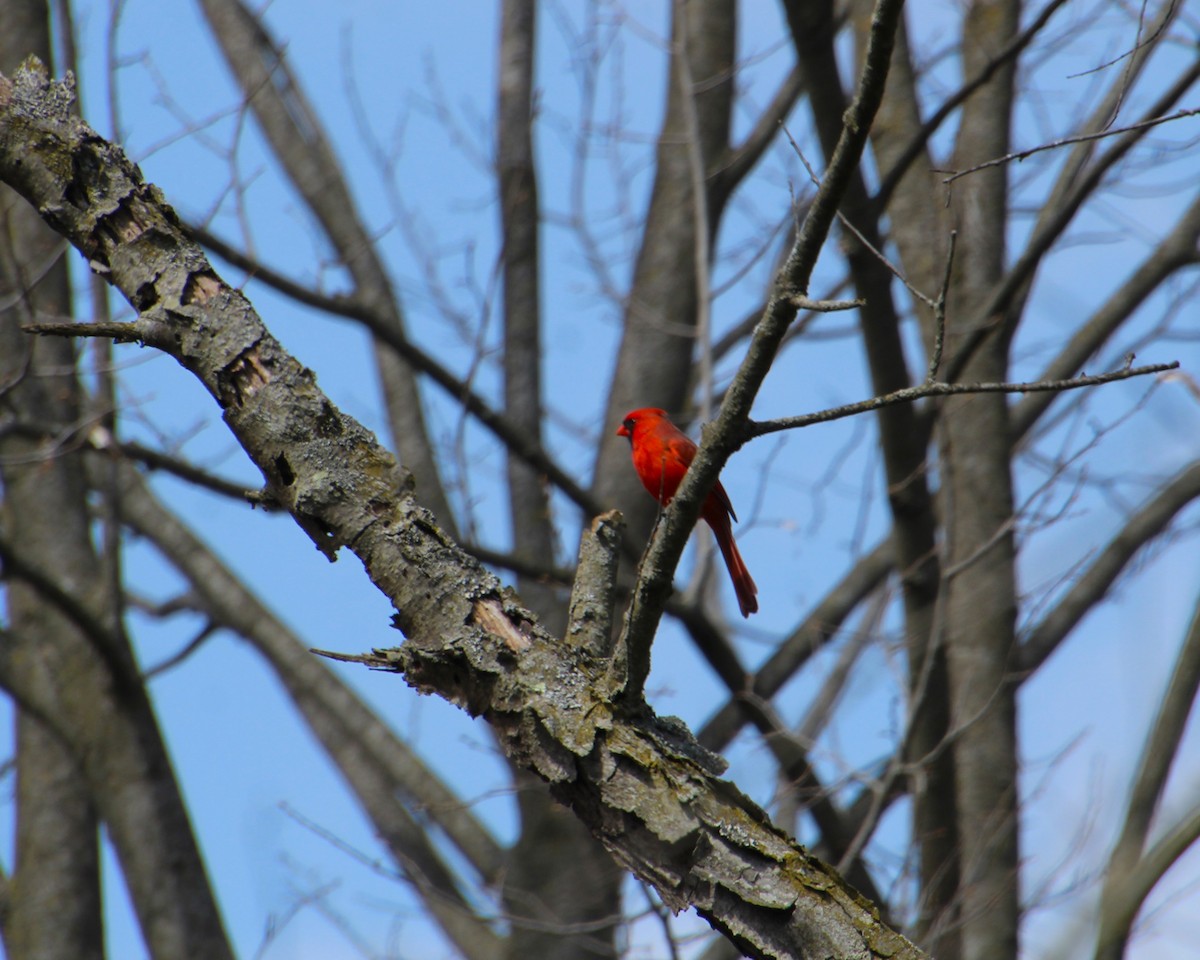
[708,515,758,618]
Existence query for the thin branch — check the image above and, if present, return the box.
[105,435,271,506]
[1069,0,1177,83]
[940,43,1200,385]
[29,274,604,528]
[784,123,944,321]
[750,362,1178,440]
[873,0,1074,208]
[1095,588,1200,960]
[22,319,145,342]
[713,62,805,201]
[789,295,864,312]
[143,622,220,679]
[925,231,957,382]
[1011,190,1200,439]
[617,0,909,697]
[697,536,894,752]
[939,106,1200,184]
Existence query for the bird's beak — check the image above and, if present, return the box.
[616,424,629,437]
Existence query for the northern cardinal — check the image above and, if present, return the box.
[616,407,758,617]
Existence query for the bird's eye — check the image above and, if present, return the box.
[623,418,635,432]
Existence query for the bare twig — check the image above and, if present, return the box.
[938,106,1200,184]
[925,231,957,383]
[788,295,864,312]
[750,362,1178,439]
[23,319,145,342]
[143,623,219,679]
[93,431,271,506]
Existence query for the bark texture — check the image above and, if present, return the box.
[0,18,103,957]
[937,4,1022,957]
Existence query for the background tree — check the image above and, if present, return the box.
[1,1,1198,959]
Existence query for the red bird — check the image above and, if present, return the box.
[616,407,758,617]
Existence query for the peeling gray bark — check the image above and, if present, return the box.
[197,0,459,535]
[0,62,924,960]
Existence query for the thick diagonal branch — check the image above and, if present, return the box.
[197,0,458,533]
[0,62,923,960]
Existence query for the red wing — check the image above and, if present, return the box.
[663,432,696,469]
[664,433,738,523]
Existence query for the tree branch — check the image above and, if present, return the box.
[1011,189,1200,439]
[0,61,924,960]
[750,363,1178,439]
[196,0,459,533]
[1095,590,1200,960]
[940,38,1200,384]
[104,455,508,887]
[713,63,805,205]
[939,105,1200,184]
[872,0,1073,209]
[1020,462,1200,674]
[29,292,605,522]
[617,0,909,691]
